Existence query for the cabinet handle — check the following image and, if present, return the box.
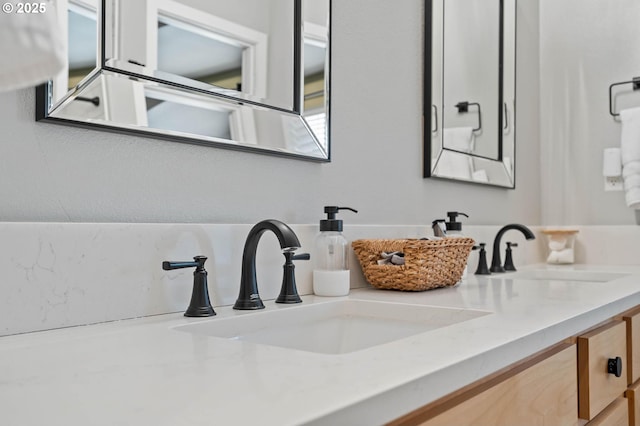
[608,357,623,378]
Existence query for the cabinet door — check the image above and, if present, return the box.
[624,308,640,385]
[390,344,578,426]
[587,397,628,426]
[578,321,628,420]
[627,381,640,426]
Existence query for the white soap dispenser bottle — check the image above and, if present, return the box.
[313,206,358,296]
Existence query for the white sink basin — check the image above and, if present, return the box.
[173,300,490,355]
[503,269,629,283]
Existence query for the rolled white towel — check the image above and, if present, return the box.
[547,248,575,265]
[624,174,640,189]
[625,187,640,209]
[623,160,640,178]
[548,235,568,251]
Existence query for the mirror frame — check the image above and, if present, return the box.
[36,0,331,163]
[424,0,516,188]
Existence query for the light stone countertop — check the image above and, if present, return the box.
[2,264,640,426]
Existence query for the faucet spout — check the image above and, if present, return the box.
[234,219,301,310]
[490,224,535,273]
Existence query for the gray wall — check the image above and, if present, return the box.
[0,0,541,226]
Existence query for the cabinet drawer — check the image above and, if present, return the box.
[390,344,578,426]
[578,321,628,420]
[624,308,640,385]
[587,397,628,426]
[627,381,640,426]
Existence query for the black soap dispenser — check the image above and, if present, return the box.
[313,206,358,296]
[445,212,469,237]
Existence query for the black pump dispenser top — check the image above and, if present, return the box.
[320,206,358,232]
[445,211,469,231]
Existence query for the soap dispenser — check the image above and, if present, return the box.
[445,212,469,237]
[445,211,470,278]
[313,206,358,296]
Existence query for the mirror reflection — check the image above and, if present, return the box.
[426,0,516,188]
[109,0,292,109]
[302,2,329,147]
[49,71,325,157]
[37,0,330,162]
[443,0,499,160]
[156,16,244,92]
[67,1,97,89]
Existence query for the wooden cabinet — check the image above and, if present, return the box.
[578,321,628,420]
[388,343,578,426]
[626,381,640,426]
[390,305,640,426]
[624,307,640,426]
[624,307,640,386]
[587,397,628,426]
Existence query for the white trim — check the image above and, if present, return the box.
[303,21,328,46]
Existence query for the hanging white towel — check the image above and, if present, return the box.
[443,127,475,153]
[623,166,640,208]
[619,107,640,209]
[0,2,65,91]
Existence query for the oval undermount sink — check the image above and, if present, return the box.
[502,269,629,283]
[172,300,491,355]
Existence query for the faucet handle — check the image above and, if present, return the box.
[276,252,309,304]
[291,253,311,261]
[162,256,215,317]
[162,255,207,271]
[504,242,518,271]
[473,243,491,275]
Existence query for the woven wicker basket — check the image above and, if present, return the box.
[351,238,475,291]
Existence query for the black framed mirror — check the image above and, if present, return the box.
[36,0,331,162]
[425,0,516,188]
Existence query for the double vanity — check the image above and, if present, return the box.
[3,263,640,425]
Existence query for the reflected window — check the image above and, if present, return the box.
[157,16,244,92]
[303,41,326,111]
[146,97,232,140]
[146,1,269,100]
[302,40,327,146]
[302,20,328,148]
[140,84,258,144]
[67,2,97,89]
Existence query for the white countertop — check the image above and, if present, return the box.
[3,264,640,426]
